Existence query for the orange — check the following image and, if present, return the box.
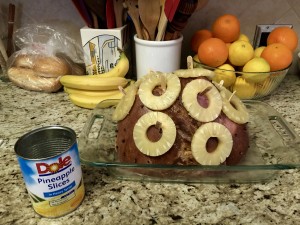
[260,43,293,71]
[212,14,240,43]
[198,37,228,67]
[191,29,213,53]
[267,27,298,51]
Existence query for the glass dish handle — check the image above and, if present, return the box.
[268,114,300,146]
[80,112,105,140]
[80,99,119,140]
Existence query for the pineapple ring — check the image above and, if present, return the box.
[213,81,249,124]
[174,68,215,79]
[133,111,176,156]
[191,122,233,165]
[112,83,138,121]
[138,72,181,110]
[220,91,249,124]
[182,79,222,122]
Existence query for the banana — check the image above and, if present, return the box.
[64,86,123,97]
[60,51,130,90]
[67,82,134,109]
[60,76,129,91]
[98,51,129,78]
[68,91,124,109]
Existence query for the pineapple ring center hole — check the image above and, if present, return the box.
[146,123,163,142]
[197,92,209,108]
[152,85,166,96]
[206,137,219,153]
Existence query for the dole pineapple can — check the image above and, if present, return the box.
[14,126,85,217]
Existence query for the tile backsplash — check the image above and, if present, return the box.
[1,0,299,74]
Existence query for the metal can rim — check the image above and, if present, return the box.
[14,125,77,160]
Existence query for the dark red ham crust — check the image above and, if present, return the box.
[116,77,249,166]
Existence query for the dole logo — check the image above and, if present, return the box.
[36,156,71,174]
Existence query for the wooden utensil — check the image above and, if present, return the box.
[155,0,167,41]
[125,0,143,39]
[7,3,15,57]
[113,0,124,28]
[138,0,161,40]
[141,25,150,40]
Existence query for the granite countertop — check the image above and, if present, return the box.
[1,74,300,225]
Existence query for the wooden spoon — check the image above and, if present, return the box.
[139,0,161,41]
[155,0,167,41]
[125,0,143,39]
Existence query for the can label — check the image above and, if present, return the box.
[17,143,84,217]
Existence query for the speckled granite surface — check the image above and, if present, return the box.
[1,74,300,225]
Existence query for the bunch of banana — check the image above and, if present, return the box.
[60,51,132,109]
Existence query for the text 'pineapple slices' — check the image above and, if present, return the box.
[182,79,222,122]
[213,81,249,124]
[138,72,181,110]
[112,83,138,121]
[133,111,176,157]
[191,122,233,165]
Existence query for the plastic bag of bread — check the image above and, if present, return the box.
[7,24,85,92]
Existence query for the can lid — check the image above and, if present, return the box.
[15,126,77,160]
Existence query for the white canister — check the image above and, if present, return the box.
[134,34,183,79]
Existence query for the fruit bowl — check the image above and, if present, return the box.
[193,59,290,100]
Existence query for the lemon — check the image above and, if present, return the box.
[242,57,270,83]
[229,40,254,66]
[212,64,236,88]
[254,46,266,57]
[238,33,250,42]
[193,54,200,63]
[192,54,201,68]
[255,77,272,95]
[232,77,256,99]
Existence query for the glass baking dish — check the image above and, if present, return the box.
[78,100,300,184]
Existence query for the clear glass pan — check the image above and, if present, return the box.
[78,100,300,184]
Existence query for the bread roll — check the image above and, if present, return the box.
[33,56,70,77]
[8,67,62,92]
[14,54,70,77]
[14,54,35,68]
